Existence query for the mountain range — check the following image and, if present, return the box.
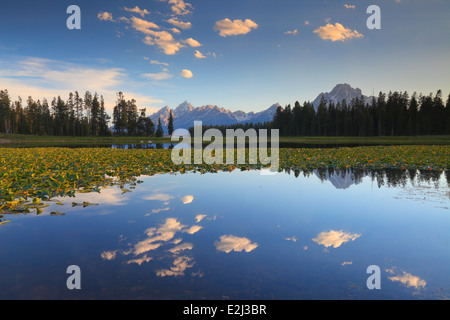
[311,83,374,110]
[150,83,373,131]
[150,101,280,131]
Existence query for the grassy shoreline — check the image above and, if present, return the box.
[0,133,449,147]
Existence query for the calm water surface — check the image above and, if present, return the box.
[0,169,449,300]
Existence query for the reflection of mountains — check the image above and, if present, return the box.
[285,167,450,191]
[314,168,365,189]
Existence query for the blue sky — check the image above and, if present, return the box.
[0,0,449,114]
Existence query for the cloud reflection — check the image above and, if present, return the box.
[134,218,186,255]
[127,254,152,266]
[101,250,118,261]
[181,195,194,204]
[386,268,427,289]
[195,214,207,223]
[312,230,361,248]
[183,225,203,234]
[169,242,193,254]
[143,193,174,202]
[214,235,258,253]
[156,256,195,277]
[101,217,204,277]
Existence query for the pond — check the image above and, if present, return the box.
[0,168,448,300]
[0,142,397,149]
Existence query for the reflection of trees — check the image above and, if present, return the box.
[284,167,448,190]
[446,171,450,189]
[111,143,172,150]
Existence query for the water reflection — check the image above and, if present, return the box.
[101,216,203,278]
[0,168,449,299]
[312,230,361,249]
[386,267,427,292]
[111,143,174,150]
[285,167,450,191]
[214,235,259,253]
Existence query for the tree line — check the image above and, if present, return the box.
[0,89,112,136]
[1,88,449,137]
[0,89,166,137]
[189,90,449,137]
[272,90,450,137]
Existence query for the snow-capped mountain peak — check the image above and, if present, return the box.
[311,83,373,110]
[148,85,373,131]
[173,101,194,117]
[150,102,278,131]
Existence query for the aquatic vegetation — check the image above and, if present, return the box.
[0,146,448,214]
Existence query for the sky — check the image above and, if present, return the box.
[0,0,449,115]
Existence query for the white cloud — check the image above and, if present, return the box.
[179,69,193,78]
[143,57,169,66]
[284,29,298,36]
[123,6,150,17]
[214,235,258,253]
[129,17,184,55]
[194,50,206,59]
[344,4,356,9]
[167,18,192,30]
[304,20,310,25]
[0,56,149,113]
[214,18,258,37]
[98,12,114,22]
[165,0,193,16]
[183,38,202,47]
[312,230,361,248]
[171,28,181,34]
[313,23,364,42]
[130,16,160,34]
[142,72,173,81]
[143,31,185,55]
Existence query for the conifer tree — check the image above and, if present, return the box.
[155,117,164,137]
[168,110,174,136]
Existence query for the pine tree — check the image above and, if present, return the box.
[168,110,174,136]
[445,94,450,134]
[113,92,127,135]
[408,93,418,135]
[155,117,164,137]
[0,89,11,133]
[98,95,110,136]
[316,96,328,136]
[145,117,155,137]
[90,94,100,136]
[126,99,138,135]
